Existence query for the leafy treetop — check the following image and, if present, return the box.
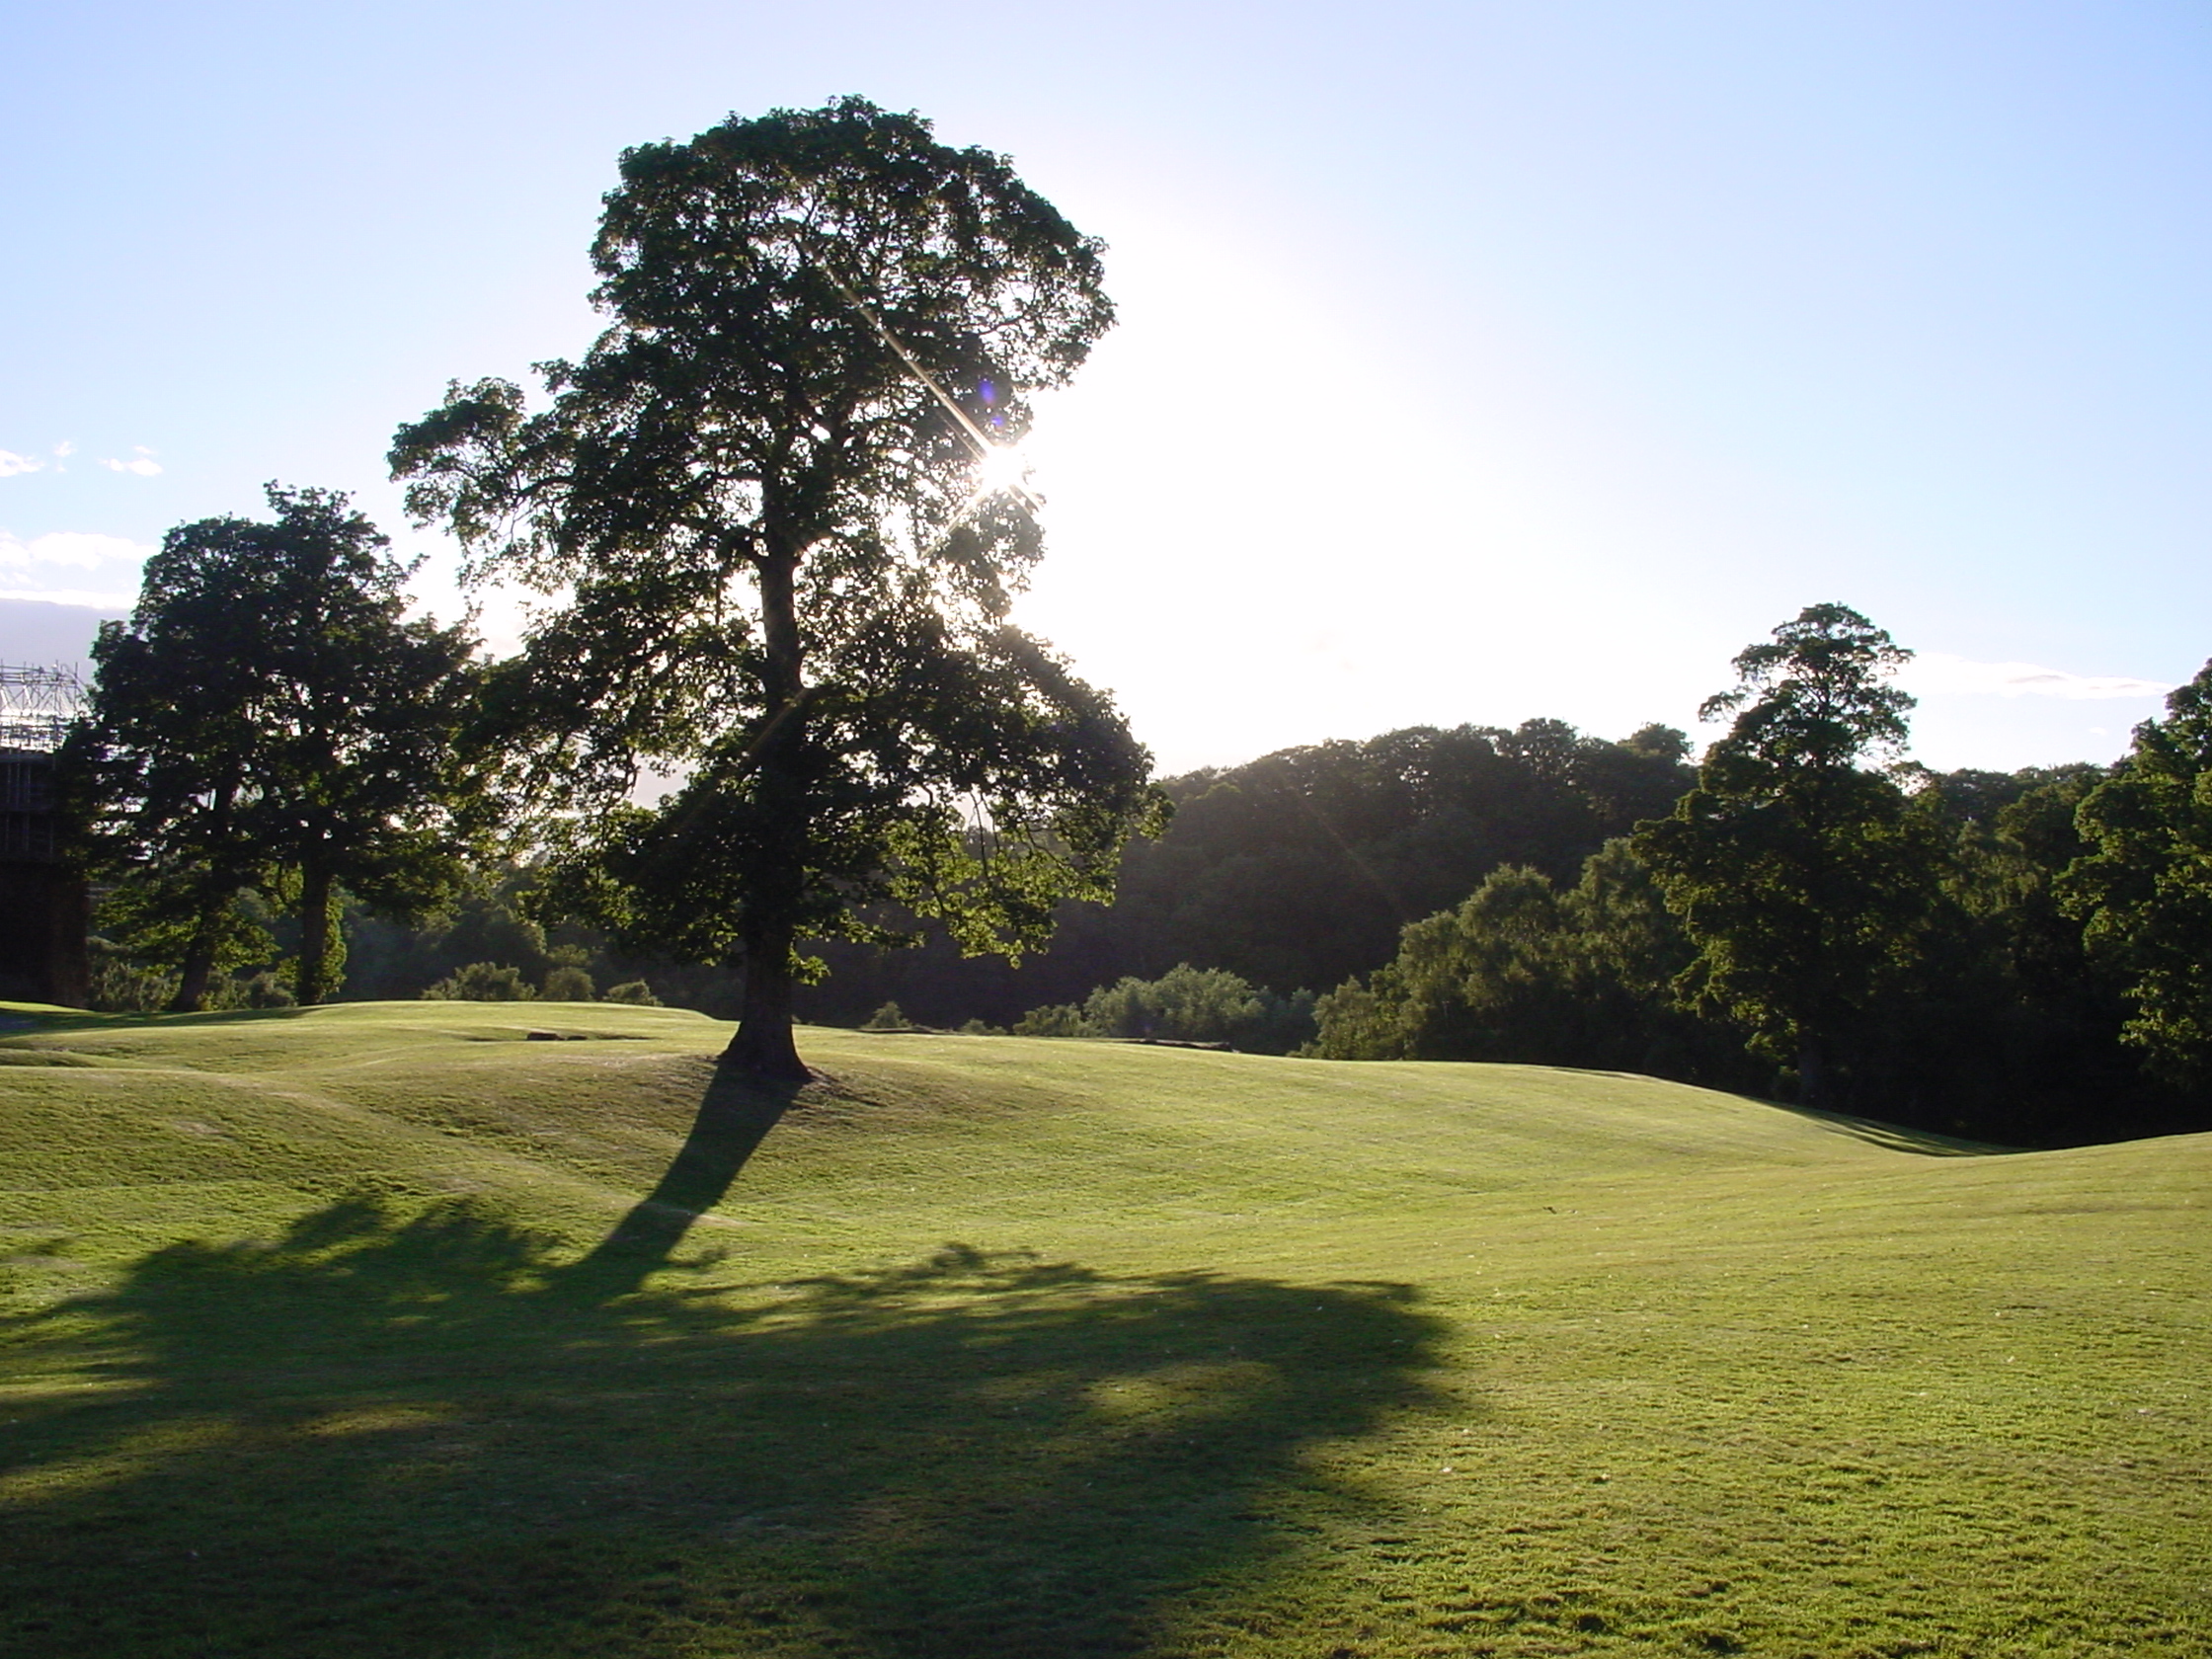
[1698,600,1915,781]
[391,98,1156,1077]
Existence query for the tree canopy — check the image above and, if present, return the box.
[390,98,1158,1076]
[79,486,481,1006]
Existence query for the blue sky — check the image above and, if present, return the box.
[4,1,2206,774]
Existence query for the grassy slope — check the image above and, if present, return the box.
[0,1001,2204,1657]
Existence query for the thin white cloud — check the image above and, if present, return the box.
[0,587,136,609]
[1903,651,2171,701]
[0,450,44,478]
[99,445,163,477]
[0,531,151,613]
[53,440,74,458]
[0,529,152,573]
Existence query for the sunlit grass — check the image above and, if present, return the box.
[0,1003,2205,1655]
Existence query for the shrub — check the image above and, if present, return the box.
[1082,963,1318,1050]
[602,980,661,1006]
[862,1001,909,1031]
[1011,1002,1091,1038]
[541,965,596,1002]
[1308,845,1725,1074]
[214,971,295,1009]
[423,962,537,1001]
[86,953,177,1013]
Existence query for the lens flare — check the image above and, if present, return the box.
[973,442,1032,496]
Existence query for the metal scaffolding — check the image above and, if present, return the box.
[1,666,83,860]
[0,664,83,755]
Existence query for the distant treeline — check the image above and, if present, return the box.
[91,714,1681,1011]
[88,700,2205,1150]
[791,718,1697,1032]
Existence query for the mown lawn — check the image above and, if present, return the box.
[0,1001,2204,1656]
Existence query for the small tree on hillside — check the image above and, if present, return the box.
[423,962,537,1001]
[392,99,1159,1077]
[1634,603,1942,1104]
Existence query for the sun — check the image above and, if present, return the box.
[936,440,1044,543]
[972,441,1033,497]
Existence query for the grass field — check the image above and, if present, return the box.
[0,1000,2204,1657]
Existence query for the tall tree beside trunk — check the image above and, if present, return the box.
[1635,603,1942,1107]
[392,98,1160,1079]
[79,487,483,1007]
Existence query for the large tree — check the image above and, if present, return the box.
[1634,603,1942,1104]
[390,98,1158,1077]
[81,487,481,1006]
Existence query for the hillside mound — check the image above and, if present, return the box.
[1,1002,2204,1656]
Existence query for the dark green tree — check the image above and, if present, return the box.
[1308,840,1737,1077]
[390,98,1158,1078]
[2061,663,2212,1087]
[81,486,482,1006]
[75,556,278,1009]
[1634,603,1941,1104]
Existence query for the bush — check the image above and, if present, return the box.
[541,965,596,1002]
[862,1001,909,1031]
[86,952,177,1014]
[957,1018,1004,1036]
[1247,987,1318,1055]
[602,980,661,1006]
[211,971,295,1009]
[245,972,295,1008]
[1011,1002,1091,1038]
[1080,963,1315,1051]
[423,962,537,1001]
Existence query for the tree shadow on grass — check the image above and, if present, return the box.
[562,1060,807,1300]
[1767,1098,2016,1157]
[0,1070,1449,1658]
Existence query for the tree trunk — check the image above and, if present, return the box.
[1797,1034,1826,1109]
[170,785,239,1012]
[168,913,220,1013]
[725,916,810,1080]
[294,861,339,1006]
[720,534,812,1080]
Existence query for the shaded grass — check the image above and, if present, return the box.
[0,1004,2206,1655]
[4,1199,1438,1657]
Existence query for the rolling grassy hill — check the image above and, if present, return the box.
[0,1001,2204,1656]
